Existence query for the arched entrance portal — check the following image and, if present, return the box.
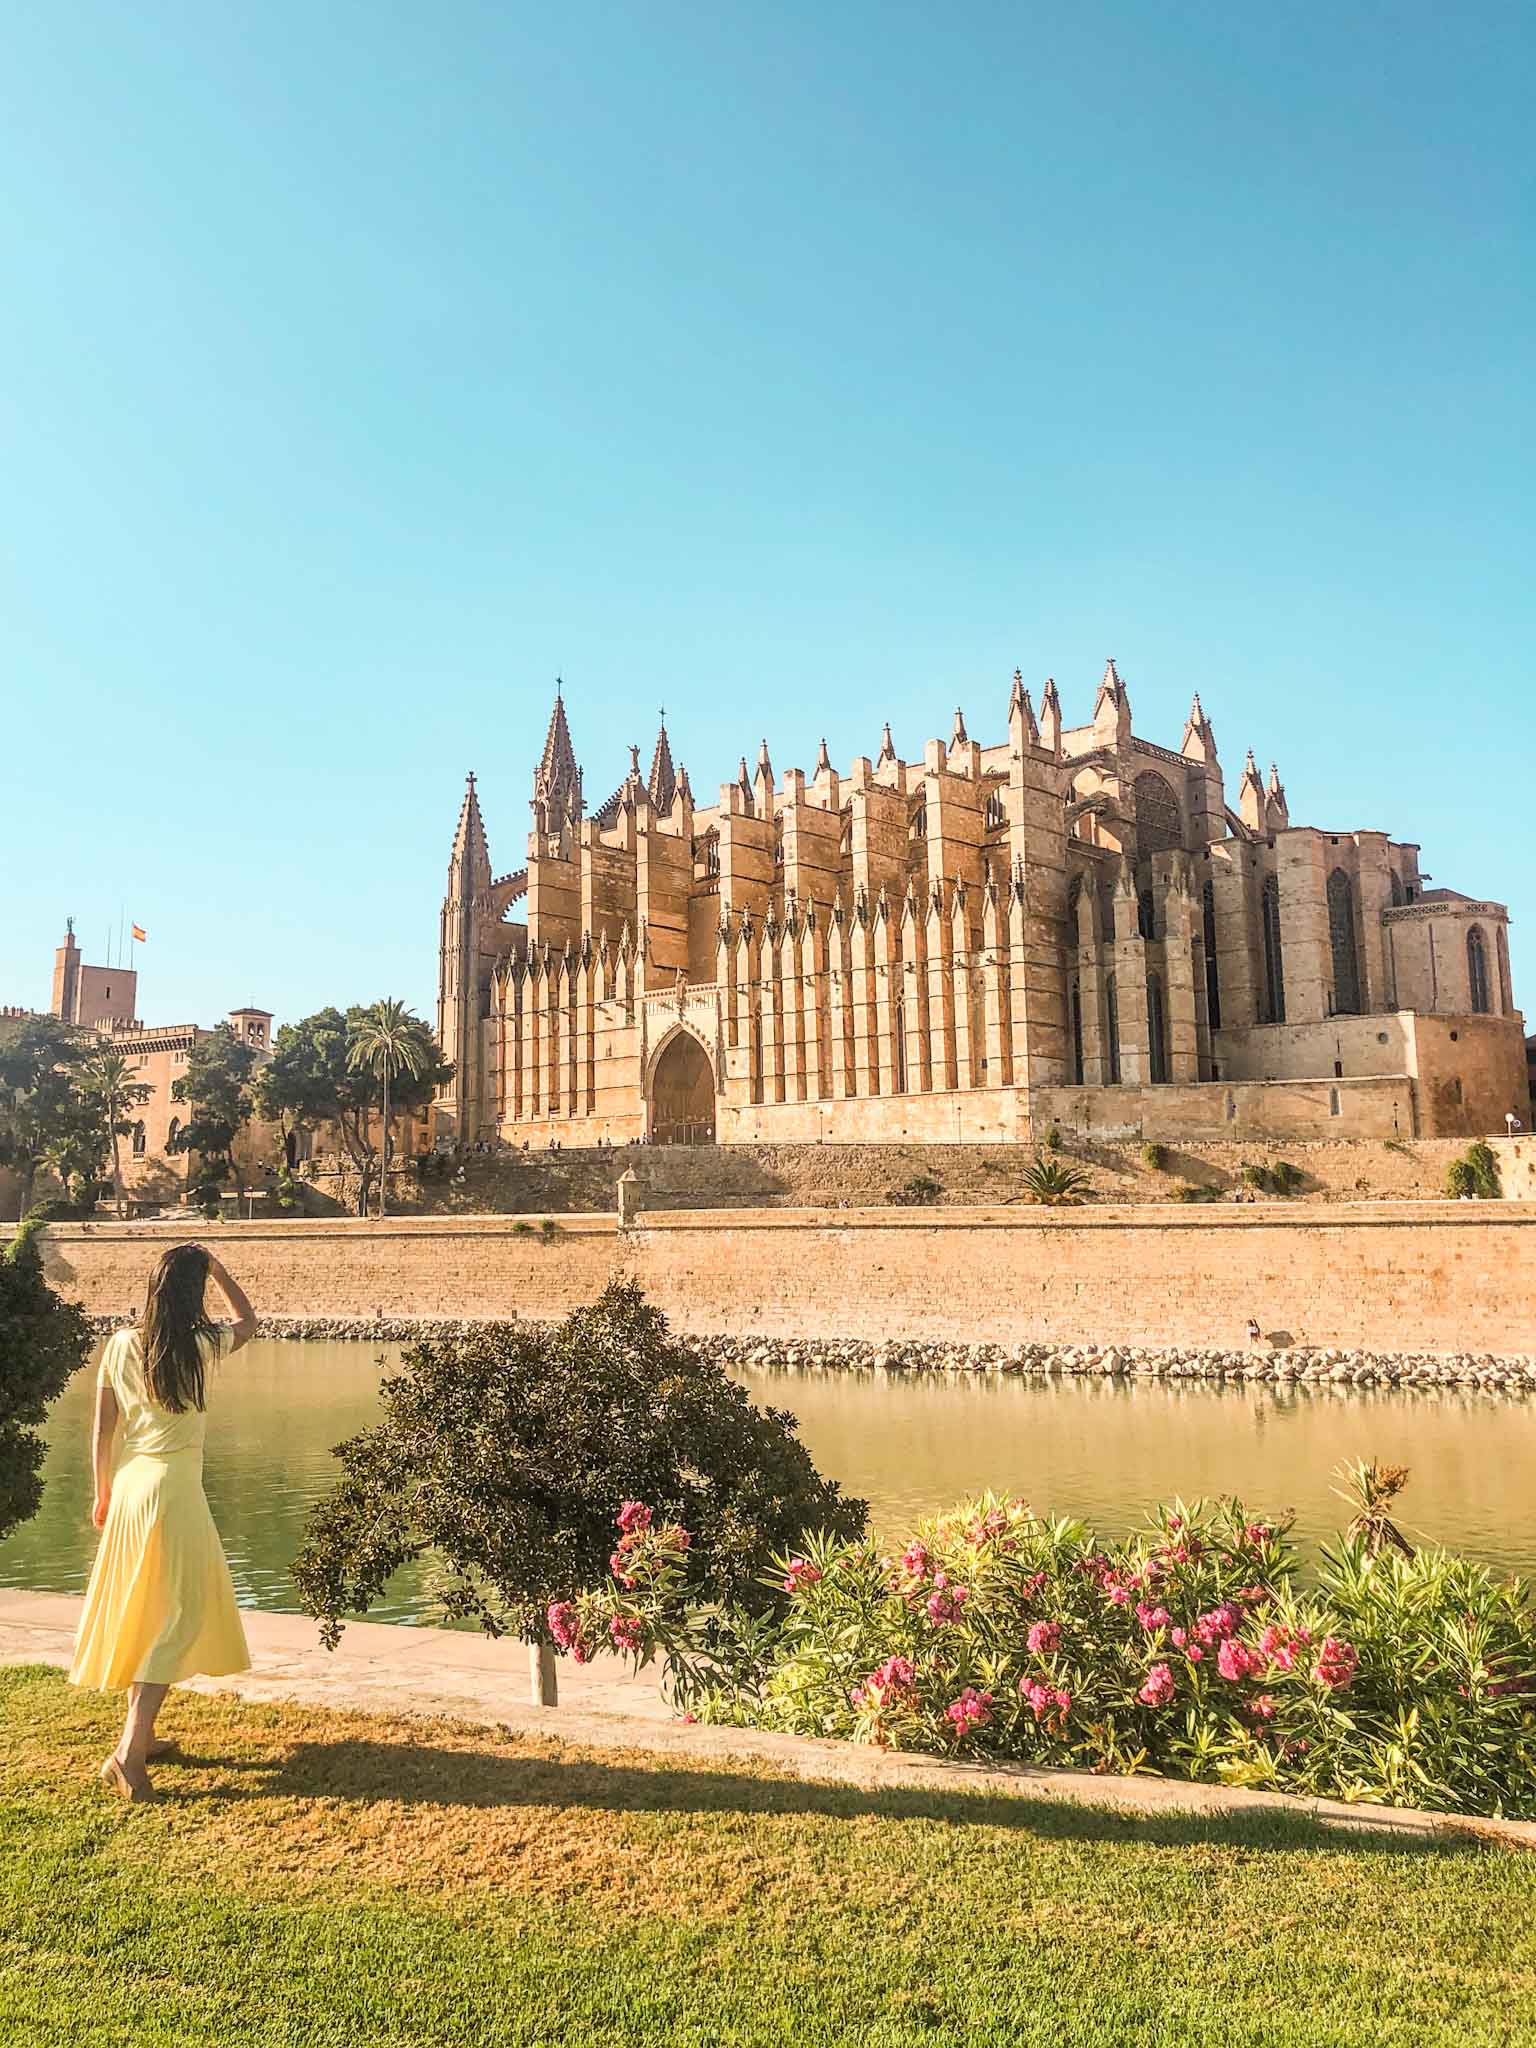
[648,1030,716,1145]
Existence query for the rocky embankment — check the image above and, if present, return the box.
[86,1314,1536,1391]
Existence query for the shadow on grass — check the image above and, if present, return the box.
[159,1730,1498,1860]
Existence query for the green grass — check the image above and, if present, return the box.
[2,1665,1534,2046]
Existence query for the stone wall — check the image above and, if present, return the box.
[23,1201,1536,1355]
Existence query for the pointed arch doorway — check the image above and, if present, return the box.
[647,1027,717,1145]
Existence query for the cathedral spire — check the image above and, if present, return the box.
[876,721,897,768]
[1238,749,1267,831]
[1093,658,1131,744]
[532,680,582,831]
[1007,669,1038,745]
[1039,676,1062,754]
[647,710,677,814]
[1180,690,1218,765]
[448,771,492,895]
[950,706,969,748]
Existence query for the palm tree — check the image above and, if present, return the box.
[347,1000,429,1219]
[78,1048,150,1220]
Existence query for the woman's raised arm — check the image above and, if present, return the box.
[204,1253,259,1354]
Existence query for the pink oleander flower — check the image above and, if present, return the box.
[1138,1662,1176,1708]
[1020,1570,1049,1603]
[1244,1522,1273,1548]
[1194,1604,1242,1647]
[608,1549,637,1589]
[900,1542,931,1580]
[1170,1626,1187,1648]
[1026,1620,1062,1656]
[547,1600,592,1663]
[945,1687,993,1732]
[1185,1645,1204,1664]
[1249,1693,1276,1720]
[608,1614,646,1654]
[927,1585,970,1624]
[874,1655,916,1691]
[1237,1584,1270,1606]
[672,1527,692,1551]
[616,1500,652,1535]
[1136,1601,1170,1633]
[1021,1678,1072,1726]
[1104,1581,1132,1608]
[1217,1638,1263,1683]
[1312,1636,1359,1691]
[783,1556,823,1596]
[1168,1515,1184,1531]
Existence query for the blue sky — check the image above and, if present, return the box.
[1,1,1530,1028]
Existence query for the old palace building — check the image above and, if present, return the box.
[436,664,1524,1148]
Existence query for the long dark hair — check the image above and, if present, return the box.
[142,1244,218,1413]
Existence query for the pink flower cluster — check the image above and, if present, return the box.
[783,1556,823,1596]
[1312,1636,1360,1691]
[944,1687,993,1732]
[616,1500,652,1536]
[1138,1662,1176,1708]
[608,1502,691,1591]
[1136,1601,1170,1633]
[608,1614,646,1654]
[1217,1637,1264,1683]
[925,1571,970,1625]
[1257,1622,1313,1673]
[547,1600,593,1664]
[1026,1620,1062,1656]
[851,1654,917,1712]
[1021,1678,1072,1728]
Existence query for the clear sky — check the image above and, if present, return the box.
[1,1,1530,1030]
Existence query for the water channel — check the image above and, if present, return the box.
[4,1338,1534,1624]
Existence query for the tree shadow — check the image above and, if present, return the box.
[163,1729,1499,1861]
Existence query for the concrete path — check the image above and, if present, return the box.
[5,1587,1531,1847]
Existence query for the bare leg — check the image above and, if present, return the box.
[115,1682,170,1772]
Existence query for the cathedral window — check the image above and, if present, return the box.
[1137,889,1157,943]
[132,1121,147,1157]
[1147,973,1169,1084]
[1066,875,1083,949]
[985,789,1006,831]
[893,998,907,1093]
[1467,926,1492,1014]
[1202,878,1221,1031]
[1327,869,1361,1016]
[167,1117,180,1151]
[1261,874,1286,1024]
[1496,926,1511,1014]
[1105,976,1121,1084]
[1134,772,1183,856]
[909,801,927,840]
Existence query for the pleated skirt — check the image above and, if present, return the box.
[69,1452,251,1690]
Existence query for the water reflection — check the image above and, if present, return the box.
[3,1337,1532,1627]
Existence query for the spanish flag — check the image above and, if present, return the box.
[131,924,147,944]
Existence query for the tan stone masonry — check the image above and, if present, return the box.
[22,1204,1536,1355]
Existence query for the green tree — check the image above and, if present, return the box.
[0,1017,89,1215]
[0,1218,93,1542]
[258,1006,450,1217]
[170,1025,259,1200]
[347,998,433,1218]
[292,1281,866,1649]
[77,1048,152,1219]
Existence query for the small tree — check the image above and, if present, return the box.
[1022,1154,1092,1206]
[0,1017,88,1215]
[170,1025,259,1198]
[0,1218,93,1542]
[347,999,433,1218]
[78,1048,152,1219]
[292,1281,867,1650]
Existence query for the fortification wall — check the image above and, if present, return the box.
[23,1203,1536,1355]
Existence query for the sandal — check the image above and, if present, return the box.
[98,1755,152,1803]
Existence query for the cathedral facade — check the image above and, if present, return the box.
[436,665,1525,1149]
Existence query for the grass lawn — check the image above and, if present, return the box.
[2,1665,1533,2047]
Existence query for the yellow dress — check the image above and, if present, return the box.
[69,1327,251,1690]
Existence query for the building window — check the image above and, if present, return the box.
[1261,873,1286,1024]
[1390,871,1405,908]
[1147,972,1168,1084]
[1105,976,1121,1084]
[1134,771,1183,856]
[1070,979,1084,1085]
[893,999,907,1093]
[1467,926,1492,1014]
[985,790,1005,831]
[1202,878,1221,1031]
[131,1121,147,1157]
[909,800,927,840]
[1066,874,1082,948]
[167,1117,180,1151]
[1329,1086,1341,1117]
[1327,868,1361,1015]
[1137,889,1156,942]
[1496,926,1511,1014]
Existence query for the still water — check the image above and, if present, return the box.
[4,1338,1534,1624]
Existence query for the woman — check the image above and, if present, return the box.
[69,1243,259,1800]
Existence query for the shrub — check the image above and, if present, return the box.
[1044,1125,1063,1152]
[1466,1141,1502,1199]
[1141,1142,1169,1172]
[291,1280,866,1650]
[887,1174,943,1208]
[1171,1182,1222,1203]
[1444,1159,1476,1200]
[1021,1156,1092,1206]
[20,1196,94,1224]
[581,1483,1536,1820]
[1242,1160,1305,1198]
[0,1218,93,1543]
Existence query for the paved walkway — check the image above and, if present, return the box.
[5,1587,1531,1846]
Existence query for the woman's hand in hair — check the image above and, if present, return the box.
[205,1254,259,1353]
